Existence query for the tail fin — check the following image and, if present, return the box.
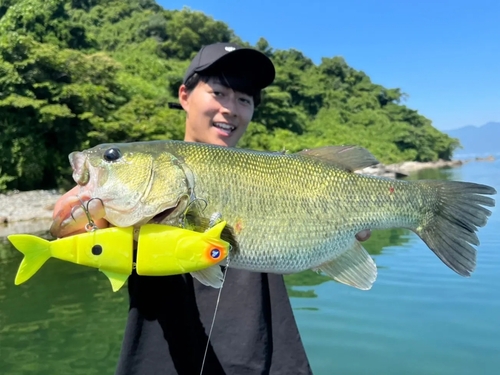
[414,181,496,277]
[8,235,52,285]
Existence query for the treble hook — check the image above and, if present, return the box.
[179,196,208,228]
[69,197,104,232]
[186,196,208,213]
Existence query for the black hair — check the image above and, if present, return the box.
[184,72,262,107]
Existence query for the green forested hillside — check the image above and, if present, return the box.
[0,0,460,191]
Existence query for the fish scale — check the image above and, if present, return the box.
[55,140,497,290]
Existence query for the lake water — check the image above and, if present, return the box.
[1,160,499,375]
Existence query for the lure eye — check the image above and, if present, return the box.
[210,249,221,259]
[103,147,122,162]
[92,244,103,256]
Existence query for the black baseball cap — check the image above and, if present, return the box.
[169,42,275,110]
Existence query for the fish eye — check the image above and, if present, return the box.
[103,147,122,162]
[210,249,221,259]
[92,244,103,256]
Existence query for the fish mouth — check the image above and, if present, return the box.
[70,151,90,185]
[148,194,192,225]
[150,206,178,224]
[49,151,103,237]
[50,192,186,238]
[50,193,106,238]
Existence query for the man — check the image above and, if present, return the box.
[54,42,371,374]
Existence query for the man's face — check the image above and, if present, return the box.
[179,78,255,147]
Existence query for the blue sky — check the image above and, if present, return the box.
[158,0,499,131]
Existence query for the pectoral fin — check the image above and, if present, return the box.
[313,240,377,290]
[100,270,129,292]
[190,265,224,288]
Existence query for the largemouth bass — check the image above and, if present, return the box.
[50,141,496,290]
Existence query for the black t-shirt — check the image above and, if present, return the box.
[114,268,313,374]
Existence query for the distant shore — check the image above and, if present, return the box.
[0,155,495,237]
[356,154,495,178]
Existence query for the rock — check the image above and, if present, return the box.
[386,159,464,175]
[355,164,408,178]
[0,218,54,238]
[475,155,495,162]
[356,159,465,179]
[0,190,62,236]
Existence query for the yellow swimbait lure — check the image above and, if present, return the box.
[8,221,230,292]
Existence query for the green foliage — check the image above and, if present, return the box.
[0,33,128,190]
[0,0,460,192]
[159,8,235,60]
[0,0,94,49]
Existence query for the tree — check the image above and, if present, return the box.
[0,34,127,189]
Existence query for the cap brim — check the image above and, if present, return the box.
[196,48,275,90]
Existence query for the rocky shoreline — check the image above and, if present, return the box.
[0,190,61,237]
[0,156,495,237]
[356,158,466,178]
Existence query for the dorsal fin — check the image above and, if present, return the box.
[183,212,240,253]
[204,220,227,238]
[296,145,379,172]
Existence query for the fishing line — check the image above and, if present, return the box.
[199,257,230,375]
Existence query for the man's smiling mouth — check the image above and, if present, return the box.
[213,122,236,134]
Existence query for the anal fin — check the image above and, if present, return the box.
[190,265,224,288]
[313,240,377,290]
[100,270,129,292]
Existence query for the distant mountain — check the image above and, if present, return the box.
[446,122,500,158]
